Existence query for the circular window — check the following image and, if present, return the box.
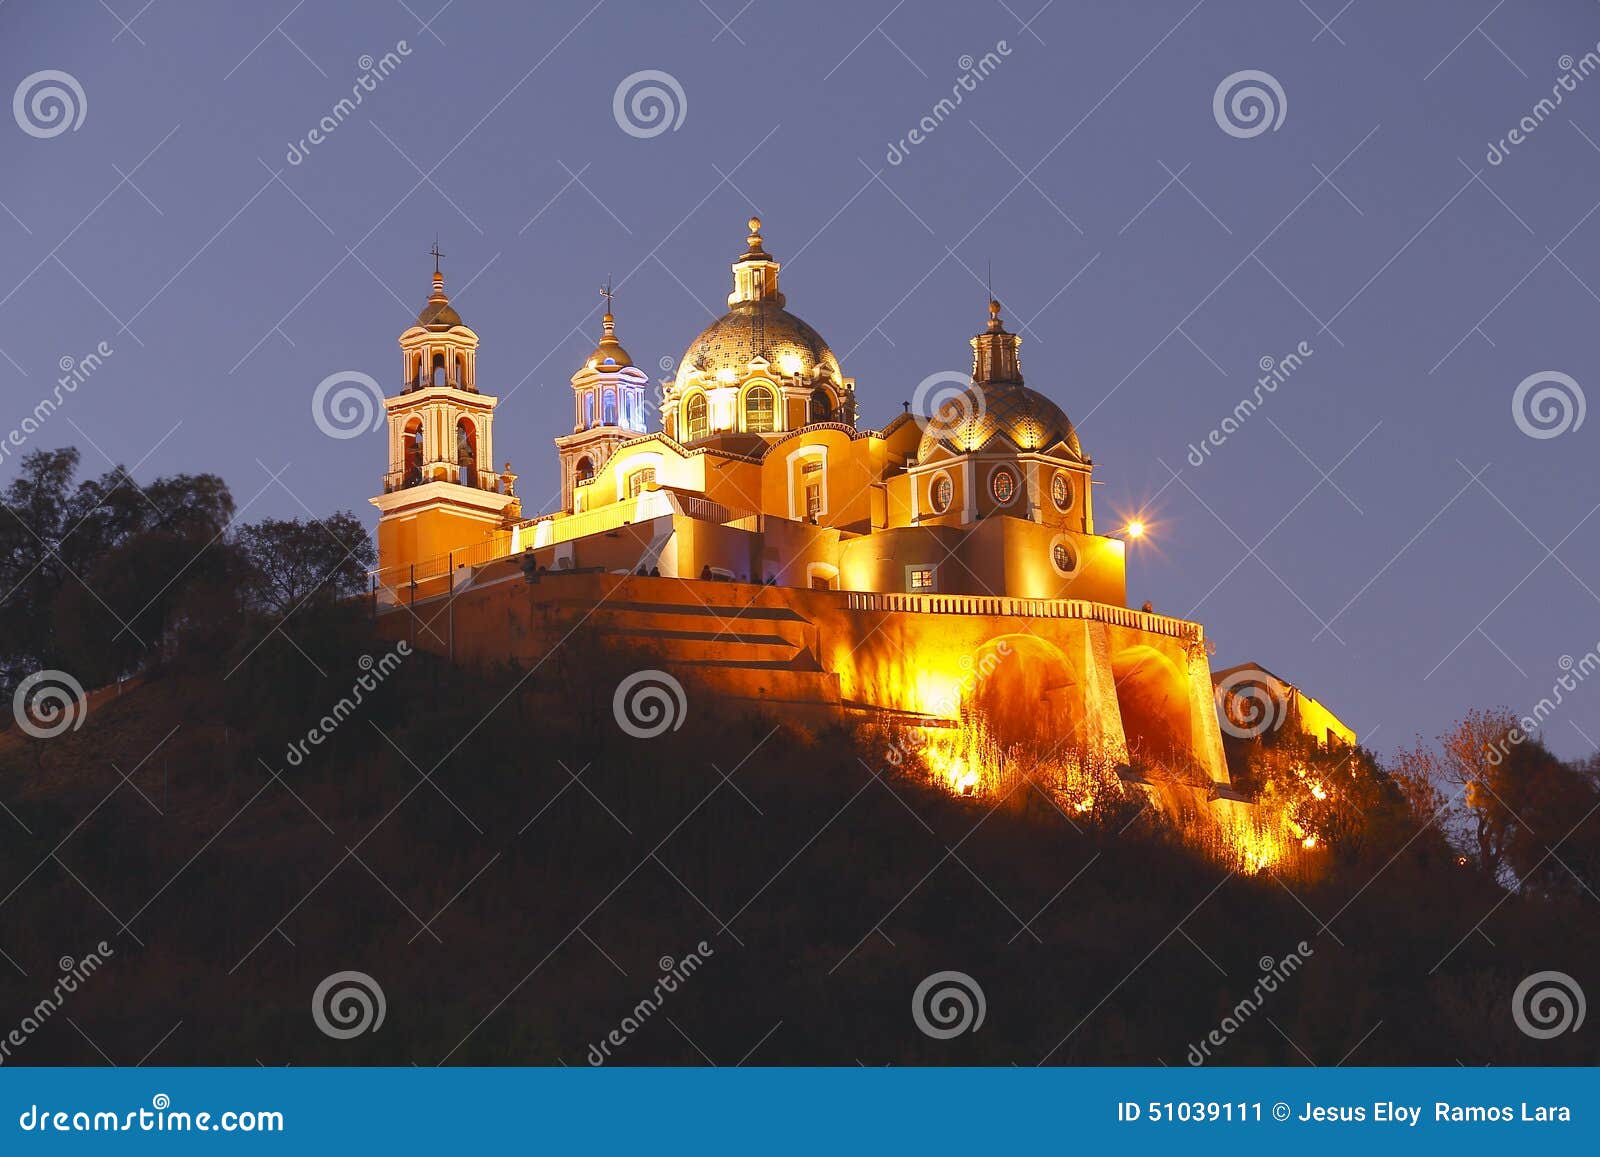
[990,467,1017,505]
[1050,538,1078,578]
[1051,472,1073,512]
[929,472,953,514]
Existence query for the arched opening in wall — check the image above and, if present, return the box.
[409,356,422,390]
[805,562,838,591]
[574,456,594,486]
[685,393,708,441]
[603,389,617,426]
[808,386,833,424]
[744,385,775,432]
[1110,644,1193,773]
[431,353,446,387]
[402,417,424,487]
[583,393,595,429]
[456,354,467,390]
[456,417,478,488]
[964,634,1088,755]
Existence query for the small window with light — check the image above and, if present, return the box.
[929,472,953,514]
[907,565,938,593]
[990,467,1017,505]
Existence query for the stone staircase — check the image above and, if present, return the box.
[584,594,842,711]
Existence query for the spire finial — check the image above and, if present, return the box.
[599,275,614,318]
[430,237,445,276]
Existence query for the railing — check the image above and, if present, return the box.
[842,591,1203,641]
[383,460,515,496]
[370,488,755,597]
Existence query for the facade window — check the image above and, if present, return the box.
[745,385,775,432]
[1050,539,1077,577]
[929,473,953,514]
[583,394,595,429]
[456,417,478,488]
[574,456,594,484]
[907,566,937,593]
[1051,472,1073,512]
[805,482,822,518]
[628,467,656,498]
[990,467,1017,504]
[603,390,617,425]
[685,394,708,441]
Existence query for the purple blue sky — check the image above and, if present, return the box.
[4,0,1600,760]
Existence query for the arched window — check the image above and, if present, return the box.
[603,389,617,426]
[574,456,594,484]
[808,387,833,424]
[744,385,775,433]
[685,393,708,441]
[402,418,423,487]
[583,393,595,429]
[456,417,478,488]
[628,467,656,498]
[431,353,446,387]
[456,354,467,390]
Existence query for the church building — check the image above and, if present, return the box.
[368,218,1351,809]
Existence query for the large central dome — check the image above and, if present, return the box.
[674,299,842,392]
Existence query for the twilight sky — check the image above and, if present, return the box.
[4,0,1599,760]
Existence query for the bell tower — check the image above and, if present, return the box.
[555,286,649,513]
[371,247,519,589]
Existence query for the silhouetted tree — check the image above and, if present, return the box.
[232,512,374,616]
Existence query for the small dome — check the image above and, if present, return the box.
[917,382,1083,461]
[418,271,464,330]
[674,300,842,392]
[589,312,633,368]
